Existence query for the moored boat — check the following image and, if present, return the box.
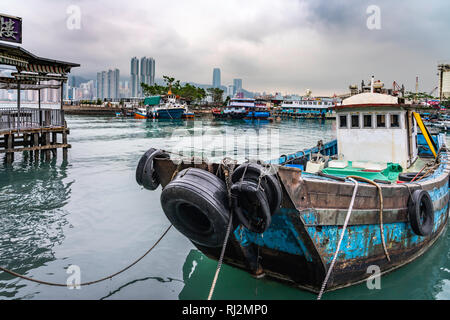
[136,91,449,294]
[133,107,148,119]
[148,94,185,119]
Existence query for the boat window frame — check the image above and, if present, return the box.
[338,113,348,129]
[362,113,373,128]
[376,113,387,128]
[350,113,360,129]
[389,113,401,129]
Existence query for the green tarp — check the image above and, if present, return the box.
[322,162,403,182]
[144,96,161,106]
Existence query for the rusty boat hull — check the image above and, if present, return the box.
[149,135,449,293]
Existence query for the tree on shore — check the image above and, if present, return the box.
[207,87,224,106]
[141,76,206,104]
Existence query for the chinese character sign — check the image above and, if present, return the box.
[0,14,22,44]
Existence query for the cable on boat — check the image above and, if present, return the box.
[0,225,172,288]
[317,177,358,300]
[347,175,390,262]
[207,158,236,300]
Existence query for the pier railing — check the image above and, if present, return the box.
[0,107,65,132]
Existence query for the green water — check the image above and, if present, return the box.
[0,116,449,300]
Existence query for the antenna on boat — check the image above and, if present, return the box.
[370,75,374,93]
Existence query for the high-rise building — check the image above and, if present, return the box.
[227,85,234,97]
[213,68,221,88]
[233,78,242,95]
[131,57,140,97]
[96,69,120,100]
[137,57,155,96]
[438,63,450,100]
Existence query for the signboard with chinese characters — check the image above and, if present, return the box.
[0,14,22,44]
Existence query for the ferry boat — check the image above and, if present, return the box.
[245,99,270,120]
[281,98,335,118]
[136,90,449,294]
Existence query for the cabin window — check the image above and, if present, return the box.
[376,114,386,128]
[363,114,372,128]
[339,115,348,128]
[390,114,400,128]
[351,114,360,128]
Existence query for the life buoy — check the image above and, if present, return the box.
[136,148,169,190]
[160,168,230,247]
[231,180,271,233]
[407,189,434,236]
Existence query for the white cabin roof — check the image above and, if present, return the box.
[342,92,398,106]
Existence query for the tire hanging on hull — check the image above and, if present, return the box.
[160,168,231,247]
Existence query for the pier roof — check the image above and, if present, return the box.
[0,42,79,75]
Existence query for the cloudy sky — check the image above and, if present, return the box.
[2,0,449,95]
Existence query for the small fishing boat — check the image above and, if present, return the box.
[182,106,195,119]
[133,107,148,119]
[136,89,449,294]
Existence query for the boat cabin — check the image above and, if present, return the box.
[334,92,417,169]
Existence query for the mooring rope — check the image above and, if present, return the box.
[317,177,358,300]
[207,159,235,300]
[0,225,172,288]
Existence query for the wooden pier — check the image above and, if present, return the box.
[0,42,79,164]
[0,108,70,163]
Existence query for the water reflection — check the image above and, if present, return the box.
[0,159,72,298]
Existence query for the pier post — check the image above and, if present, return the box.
[5,134,13,164]
[62,129,68,161]
[33,133,39,162]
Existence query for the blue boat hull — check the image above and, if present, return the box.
[154,108,185,119]
[149,133,450,293]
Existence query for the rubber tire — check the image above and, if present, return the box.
[398,172,426,182]
[232,163,282,214]
[231,180,272,234]
[136,148,157,186]
[160,168,230,248]
[407,189,434,236]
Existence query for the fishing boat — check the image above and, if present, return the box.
[133,107,148,119]
[182,106,195,119]
[135,89,449,294]
[148,93,185,120]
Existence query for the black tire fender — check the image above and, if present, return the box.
[232,162,282,215]
[231,180,271,234]
[136,148,169,190]
[398,172,426,182]
[407,189,434,236]
[160,168,230,247]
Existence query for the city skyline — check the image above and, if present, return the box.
[3,0,449,96]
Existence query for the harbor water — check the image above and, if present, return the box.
[0,116,449,300]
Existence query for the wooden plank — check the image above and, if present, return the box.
[0,143,71,153]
